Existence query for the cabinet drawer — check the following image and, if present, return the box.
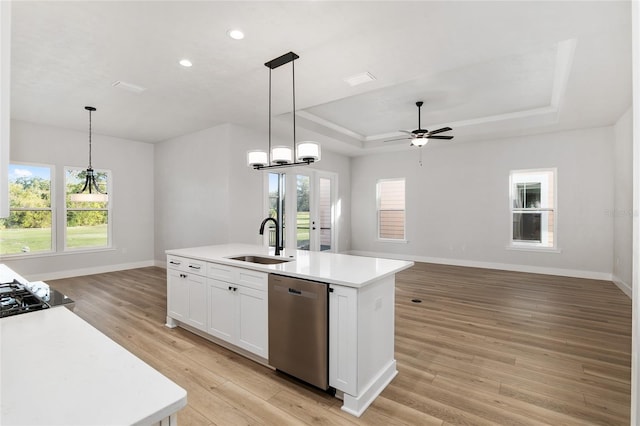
[206,262,267,291]
[207,262,236,281]
[237,268,267,291]
[167,256,205,276]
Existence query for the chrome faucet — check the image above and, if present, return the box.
[259,217,281,256]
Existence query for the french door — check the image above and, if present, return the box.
[264,169,336,253]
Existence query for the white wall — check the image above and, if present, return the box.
[351,126,615,279]
[630,0,640,422]
[0,1,10,218]
[613,107,634,296]
[154,123,233,261]
[154,122,351,263]
[2,120,155,280]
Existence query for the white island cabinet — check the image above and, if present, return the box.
[166,255,207,331]
[165,244,413,417]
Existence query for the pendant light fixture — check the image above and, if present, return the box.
[247,51,321,170]
[69,106,108,202]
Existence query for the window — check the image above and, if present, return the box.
[65,167,111,250]
[510,169,556,248]
[0,163,54,255]
[377,178,405,240]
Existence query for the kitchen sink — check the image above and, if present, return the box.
[227,255,292,265]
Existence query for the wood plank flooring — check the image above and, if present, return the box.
[48,262,631,425]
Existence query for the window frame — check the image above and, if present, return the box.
[64,166,113,252]
[0,162,56,257]
[509,168,557,250]
[376,177,406,242]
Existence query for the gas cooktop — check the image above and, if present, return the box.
[0,280,50,318]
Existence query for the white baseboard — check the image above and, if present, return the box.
[612,275,633,298]
[346,250,614,282]
[25,260,156,282]
[341,359,398,417]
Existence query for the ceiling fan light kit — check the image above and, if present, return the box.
[247,51,321,170]
[69,106,108,203]
[386,101,454,147]
[411,138,428,147]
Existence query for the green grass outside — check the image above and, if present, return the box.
[0,225,107,255]
[296,211,310,248]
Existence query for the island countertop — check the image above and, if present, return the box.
[166,244,414,288]
[1,307,187,426]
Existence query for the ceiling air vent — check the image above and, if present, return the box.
[344,72,376,87]
[111,80,147,94]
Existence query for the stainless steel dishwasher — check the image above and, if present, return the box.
[268,274,329,390]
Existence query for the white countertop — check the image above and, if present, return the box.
[166,244,414,288]
[0,263,27,284]
[1,307,187,425]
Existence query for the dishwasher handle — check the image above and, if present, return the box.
[288,288,302,295]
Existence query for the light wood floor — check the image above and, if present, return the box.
[48,263,631,425]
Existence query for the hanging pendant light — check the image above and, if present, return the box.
[247,51,321,170]
[69,106,108,202]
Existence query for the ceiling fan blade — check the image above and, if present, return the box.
[427,127,452,135]
[399,130,413,135]
[384,137,411,143]
[427,135,454,140]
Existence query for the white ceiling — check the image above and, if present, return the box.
[9,1,632,156]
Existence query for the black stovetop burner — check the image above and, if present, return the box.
[0,280,50,318]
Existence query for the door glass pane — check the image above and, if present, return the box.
[268,173,285,249]
[319,177,332,251]
[296,175,310,250]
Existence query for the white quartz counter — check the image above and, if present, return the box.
[1,307,187,425]
[166,244,414,288]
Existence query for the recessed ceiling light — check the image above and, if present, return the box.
[227,29,245,40]
[179,59,192,67]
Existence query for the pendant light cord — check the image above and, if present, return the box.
[292,58,296,161]
[268,67,272,164]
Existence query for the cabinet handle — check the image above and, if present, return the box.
[180,273,187,278]
[233,287,238,292]
[228,286,232,291]
[188,265,201,270]
[170,261,180,265]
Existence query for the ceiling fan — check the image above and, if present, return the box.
[386,101,454,146]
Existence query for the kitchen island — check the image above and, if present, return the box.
[1,290,187,425]
[165,244,413,417]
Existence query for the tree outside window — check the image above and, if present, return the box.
[65,167,111,249]
[0,164,54,255]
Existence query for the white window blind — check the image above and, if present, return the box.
[377,178,405,240]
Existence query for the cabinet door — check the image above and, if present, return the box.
[207,279,235,342]
[236,286,268,358]
[329,284,358,395]
[187,274,207,331]
[167,269,188,321]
